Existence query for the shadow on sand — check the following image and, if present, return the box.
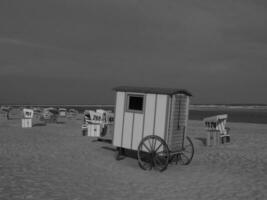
[56,121,66,124]
[194,137,207,146]
[101,146,138,160]
[33,123,47,127]
[91,138,112,144]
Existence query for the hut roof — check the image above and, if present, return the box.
[113,86,192,96]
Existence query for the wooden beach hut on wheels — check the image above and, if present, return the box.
[113,86,194,171]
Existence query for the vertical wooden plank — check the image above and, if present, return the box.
[122,112,134,149]
[141,94,147,141]
[131,113,144,150]
[167,95,175,147]
[113,92,125,147]
[130,113,135,149]
[164,96,171,141]
[154,95,167,140]
[143,94,156,137]
[184,96,190,137]
[152,94,158,135]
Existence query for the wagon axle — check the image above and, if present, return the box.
[135,135,194,171]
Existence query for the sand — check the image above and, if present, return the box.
[0,116,267,200]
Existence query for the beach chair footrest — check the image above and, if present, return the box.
[220,135,230,143]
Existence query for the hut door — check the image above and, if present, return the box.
[169,95,189,151]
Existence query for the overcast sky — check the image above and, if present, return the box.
[0,0,266,104]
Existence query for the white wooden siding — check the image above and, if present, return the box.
[184,96,190,138]
[113,91,185,152]
[154,95,168,140]
[113,92,125,147]
[122,112,134,149]
[167,95,176,147]
[164,96,172,146]
[143,94,156,137]
[131,113,144,150]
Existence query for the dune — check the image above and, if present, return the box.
[0,116,267,199]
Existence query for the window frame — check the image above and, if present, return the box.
[126,93,145,113]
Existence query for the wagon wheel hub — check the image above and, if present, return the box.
[150,151,156,157]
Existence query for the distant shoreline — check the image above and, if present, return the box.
[190,105,267,110]
[0,104,114,108]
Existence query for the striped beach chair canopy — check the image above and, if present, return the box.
[203,114,228,134]
[203,114,228,123]
[23,108,34,119]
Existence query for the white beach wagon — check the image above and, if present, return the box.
[113,86,194,172]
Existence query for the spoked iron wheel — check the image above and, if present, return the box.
[178,136,194,165]
[137,135,170,172]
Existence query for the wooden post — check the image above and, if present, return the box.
[206,131,211,146]
[215,131,219,145]
[212,131,217,146]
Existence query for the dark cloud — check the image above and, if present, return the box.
[0,0,266,104]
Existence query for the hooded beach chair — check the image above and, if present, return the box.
[203,114,230,146]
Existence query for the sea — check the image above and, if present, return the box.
[189,105,267,124]
[71,104,267,124]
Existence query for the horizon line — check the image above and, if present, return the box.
[1,103,267,107]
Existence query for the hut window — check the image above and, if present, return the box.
[127,95,144,112]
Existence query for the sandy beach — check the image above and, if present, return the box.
[1,0,267,199]
[1,116,267,200]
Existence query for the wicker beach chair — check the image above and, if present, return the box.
[203,114,230,146]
